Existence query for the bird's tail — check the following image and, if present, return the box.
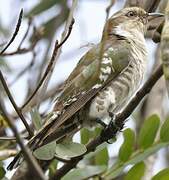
[7,152,24,170]
[7,116,80,170]
[7,133,43,170]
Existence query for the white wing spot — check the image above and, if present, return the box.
[102,57,112,65]
[50,111,61,121]
[99,73,109,82]
[108,47,114,52]
[101,66,111,74]
[92,84,102,89]
[104,53,108,57]
[66,97,77,104]
[111,65,115,72]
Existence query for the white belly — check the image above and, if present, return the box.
[89,86,115,120]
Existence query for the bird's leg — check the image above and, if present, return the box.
[95,118,107,129]
[100,112,120,144]
[108,112,120,130]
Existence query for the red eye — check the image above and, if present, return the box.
[126,11,137,17]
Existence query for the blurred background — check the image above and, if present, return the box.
[0,0,168,179]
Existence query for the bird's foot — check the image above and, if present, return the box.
[95,118,107,129]
[100,113,120,144]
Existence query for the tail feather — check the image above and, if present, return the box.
[7,152,23,170]
[7,125,51,170]
[7,114,81,170]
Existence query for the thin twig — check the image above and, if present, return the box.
[0,46,36,56]
[18,17,32,49]
[0,70,34,137]
[0,136,28,140]
[35,0,78,108]
[0,9,23,55]
[21,19,75,109]
[0,149,17,159]
[1,19,40,57]
[106,0,116,19]
[0,101,46,180]
[144,0,161,12]
[124,0,144,8]
[52,65,163,179]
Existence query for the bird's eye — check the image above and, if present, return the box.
[126,11,137,17]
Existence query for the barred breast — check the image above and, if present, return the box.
[110,56,146,113]
[88,43,147,125]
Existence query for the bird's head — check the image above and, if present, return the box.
[103,7,163,41]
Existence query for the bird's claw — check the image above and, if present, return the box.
[95,118,107,128]
[96,114,121,143]
[100,113,119,143]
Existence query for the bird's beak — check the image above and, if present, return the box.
[148,12,164,21]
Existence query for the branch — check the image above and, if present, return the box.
[0,47,35,56]
[160,2,169,96]
[144,0,161,12]
[0,70,34,137]
[0,102,46,180]
[0,149,17,160]
[35,0,78,107]
[21,19,75,110]
[18,17,32,49]
[0,136,28,140]
[52,65,163,179]
[124,0,144,8]
[105,0,116,19]
[0,9,23,55]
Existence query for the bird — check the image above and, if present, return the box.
[7,7,163,170]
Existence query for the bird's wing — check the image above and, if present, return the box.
[40,40,132,145]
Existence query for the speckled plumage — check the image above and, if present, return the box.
[84,31,147,126]
[8,7,155,170]
[36,7,149,144]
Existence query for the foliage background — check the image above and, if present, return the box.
[0,0,168,179]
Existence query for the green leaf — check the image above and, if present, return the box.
[119,128,135,162]
[0,166,5,179]
[2,178,9,180]
[85,143,108,160]
[33,141,56,160]
[124,162,146,180]
[138,114,160,149]
[62,165,106,180]
[103,141,169,179]
[49,159,58,178]
[30,108,42,130]
[94,127,102,137]
[160,117,169,142]
[55,142,87,159]
[0,114,8,127]
[27,0,62,16]
[95,147,109,166]
[152,168,169,180]
[80,127,102,145]
[80,128,91,144]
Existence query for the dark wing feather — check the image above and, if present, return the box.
[7,39,131,170]
[41,41,131,145]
